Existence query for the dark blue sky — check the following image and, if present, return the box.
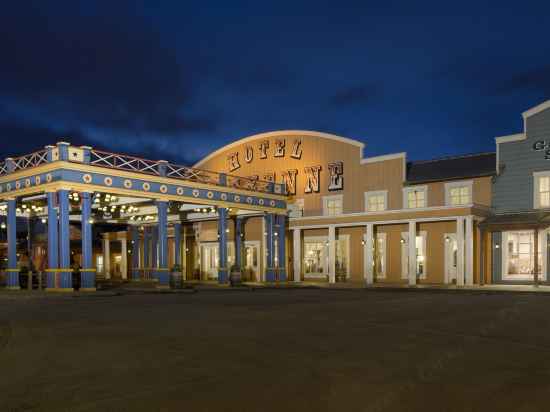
[1,1,549,165]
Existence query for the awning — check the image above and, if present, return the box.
[479,211,550,231]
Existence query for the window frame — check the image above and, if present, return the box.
[533,171,550,209]
[364,190,388,212]
[322,194,344,216]
[402,185,428,209]
[444,180,473,207]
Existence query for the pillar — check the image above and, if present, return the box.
[277,214,287,281]
[152,224,158,269]
[80,192,95,291]
[328,225,336,283]
[465,215,474,286]
[131,226,140,280]
[103,237,111,279]
[365,223,374,285]
[156,201,169,286]
[293,228,301,282]
[120,238,128,280]
[174,222,182,268]
[456,217,465,286]
[58,189,72,290]
[143,226,150,277]
[264,213,275,282]
[408,221,416,286]
[46,191,58,289]
[234,217,243,269]
[6,198,19,289]
[218,207,229,283]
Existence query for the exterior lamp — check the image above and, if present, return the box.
[225,228,229,233]
[445,236,450,242]
[41,218,47,224]
[361,240,365,245]
[400,238,406,244]
[88,218,94,224]
[495,243,500,249]
[0,222,6,229]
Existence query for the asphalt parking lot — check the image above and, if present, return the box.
[1,288,550,412]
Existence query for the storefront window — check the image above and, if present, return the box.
[503,231,542,279]
[374,233,386,278]
[304,241,326,276]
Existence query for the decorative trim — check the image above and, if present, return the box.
[522,100,550,120]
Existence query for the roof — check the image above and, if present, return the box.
[406,152,496,184]
[480,211,550,230]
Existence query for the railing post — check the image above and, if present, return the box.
[45,145,56,162]
[57,142,70,161]
[81,146,92,164]
[158,160,168,177]
[5,158,15,173]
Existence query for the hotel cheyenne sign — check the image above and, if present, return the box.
[226,138,344,195]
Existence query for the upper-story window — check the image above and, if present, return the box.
[365,190,387,212]
[288,198,304,217]
[445,180,473,206]
[534,172,550,209]
[403,186,427,209]
[323,194,343,216]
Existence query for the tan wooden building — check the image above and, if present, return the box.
[194,130,496,285]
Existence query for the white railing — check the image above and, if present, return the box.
[11,150,49,171]
[2,145,287,196]
[89,150,161,176]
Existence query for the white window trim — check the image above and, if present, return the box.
[322,194,344,216]
[400,231,427,279]
[364,190,388,212]
[501,230,547,281]
[375,232,387,279]
[288,198,304,217]
[444,180,473,206]
[402,185,428,209]
[533,171,550,209]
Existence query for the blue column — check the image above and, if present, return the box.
[131,225,140,280]
[6,198,19,289]
[57,141,70,160]
[235,217,243,269]
[218,207,228,283]
[57,189,72,290]
[265,213,275,282]
[143,226,150,277]
[80,192,95,290]
[46,191,58,289]
[174,222,182,267]
[156,201,169,286]
[151,225,158,270]
[277,214,287,282]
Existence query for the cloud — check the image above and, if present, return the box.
[329,84,380,107]
[0,2,218,162]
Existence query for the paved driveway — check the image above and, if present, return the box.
[1,289,549,411]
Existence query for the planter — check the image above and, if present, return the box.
[229,269,242,286]
[170,271,183,289]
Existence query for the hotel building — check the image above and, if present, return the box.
[0,99,549,290]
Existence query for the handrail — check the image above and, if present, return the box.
[1,146,287,196]
[10,149,49,172]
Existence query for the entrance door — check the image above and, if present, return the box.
[243,241,260,281]
[444,233,458,284]
[201,243,219,279]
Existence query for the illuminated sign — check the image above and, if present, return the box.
[226,138,343,195]
[533,140,550,159]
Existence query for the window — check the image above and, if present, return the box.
[288,198,304,217]
[374,233,387,278]
[401,231,427,279]
[445,180,473,206]
[534,172,550,209]
[365,191,387,212]
[403,186,427,209]
[323,195,343,216]
[502,231,542,280]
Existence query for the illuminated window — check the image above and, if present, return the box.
[365,191,387,212]
[323,195,343,216]
[535,174,550,208]
[403,186,427,209]
[502,231,542,280]
[445,180,473,206]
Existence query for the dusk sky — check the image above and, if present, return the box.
[1,1,549,165]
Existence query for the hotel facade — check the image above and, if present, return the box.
[1,99,549,290]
